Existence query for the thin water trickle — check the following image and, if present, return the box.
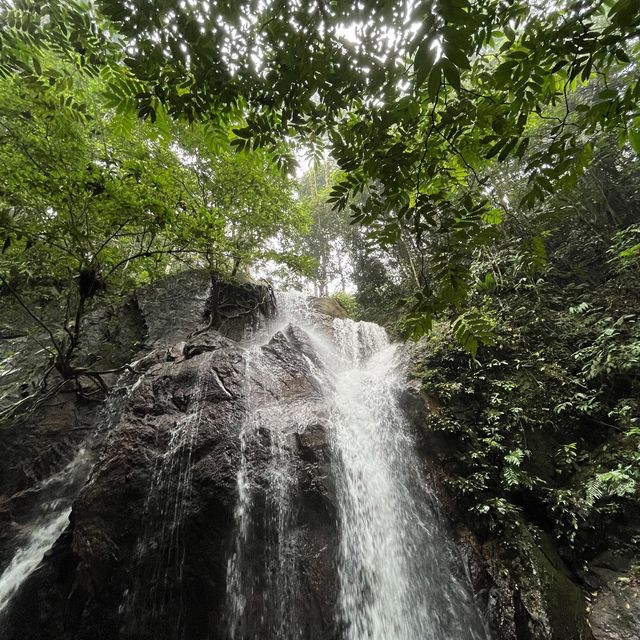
[123,351,216,636]
[226,346,261,639]
[226,339,304,640]
[0,368,142,618]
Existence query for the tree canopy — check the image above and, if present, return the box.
[2,0,639,342]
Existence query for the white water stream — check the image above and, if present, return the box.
[0,478,76,615]
[226,294,490,639]
[0,369,142,618]
[330,319,487,639]
[0,508,72,613]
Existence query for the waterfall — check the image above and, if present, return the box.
[225,295,490,639]
[226,336,313,639]
[329,319,488,639]
[0,464,76,615]
[0,508,71,612]
[0,369,140,618]
[0,290,490,639]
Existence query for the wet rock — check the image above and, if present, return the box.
[135,270,212,347]
[399,377,455,461]
[203,273,276,342]
[0,392,102,570]
[519,530,592,640]
[0,271,217,636]
[3,338,246,640]
[72,297,146,371]
[0,289,147,505]
[589,571,640,640]
[297,422,331,464]
[451,527,595,640]
[309,297,349,319]
[221,326,338,640]
[2,311,340,640]
[184,330,236,358]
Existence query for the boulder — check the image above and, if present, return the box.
[1,291,340,640]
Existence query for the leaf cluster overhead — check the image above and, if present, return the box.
[2,0,640,340]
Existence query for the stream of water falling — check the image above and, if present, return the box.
[329,319,488,639]
[0,368,142,618]
[226,294,490,639]
[226,340,309,639]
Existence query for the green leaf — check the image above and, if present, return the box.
[629,128,640,154]
[452,310,496,357]
[482,208,504,225]
[427,64,442,102]
[443,44,470,70]
[441,58,461,93]
[414,39,437,87]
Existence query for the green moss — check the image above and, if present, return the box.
[529,531,590,639]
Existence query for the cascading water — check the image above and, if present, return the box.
[329,318,488,639]
[0,449,83,614]
[0,288,490,639]
[226,329,314,639]
[0,368,141,619]
[0,509,71,613]
[225,294,490,639]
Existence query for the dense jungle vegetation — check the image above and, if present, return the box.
[1,0,639,590]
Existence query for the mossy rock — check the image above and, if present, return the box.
[309,297,349,319]
[514,526,592,639]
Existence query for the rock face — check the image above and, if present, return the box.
[5,271,634,640]
[224,325,338,640]
[399,348,640,640]
[585,552,640,640]
[0,272,207,578]
[0,273,339,640]
[590,571,640,640]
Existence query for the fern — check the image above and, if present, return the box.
[504,448,524,466]
[569,302,592,315]
[503,466,520,487]
[585,468,637,506]
[585,476,604,505]
[597,468,637,497]
[452,309,496,357]
[607,223,640,272]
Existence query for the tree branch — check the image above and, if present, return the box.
[0,275,62,355]
[104,248,201,280]
[94,220,130,259]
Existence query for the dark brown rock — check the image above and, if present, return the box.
[1,304,340,640]
[589,571,640,640]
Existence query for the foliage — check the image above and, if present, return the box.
[331,292,361,319]
[296,162,352,296]
[0,27,308,409]
[608,223,640,272]
[413,144,640,555]
[3,0,640,345]
[170,123,307,276]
